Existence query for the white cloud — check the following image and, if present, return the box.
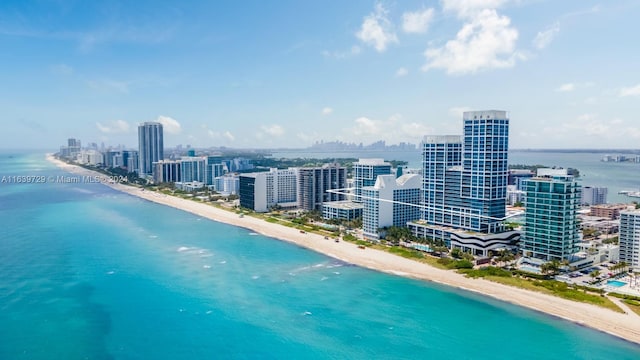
[442,0,509,17]
[619,84,640,97]
[260,124,285,137]
[157,115,182,134]
[356,3,398,52]
[223,131,235,141]
[422,8,520,75]
[346,114,434,143]
[395,67,409,77]
[555,83,575,92]
[533,22,560,50]
[96,119,130,134]
[448,106,472,118]
[402,8,435,34]
[322,107,334,115]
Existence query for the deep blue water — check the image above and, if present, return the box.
[1,151,640,359]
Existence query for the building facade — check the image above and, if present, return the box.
[153,160,181,183]
[581,186,608,206]
[520,171,581,262]
[180,157,207,183]
[138,122,164,175]
[239,168,298,212]
[362,174,421,240]
[589,204,628,219]
[408,110,517,255]
[322,200,364,221]
[619,210,640,270]
[352,159,392,202]
[297,164,347,211]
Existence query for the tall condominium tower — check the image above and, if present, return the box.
[520,170,581,262]
[409,110,518,256]
[138,122,164,175]
[362,174,421,240]
[352,159,392,202]
[297,164,347,211]
[620,210,640,270]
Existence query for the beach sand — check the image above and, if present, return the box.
[47,155,640,345]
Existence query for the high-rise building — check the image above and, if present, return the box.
[619,210,640,270]
[179,157,207,183]
[581,186,608,206]
[153,160,181,183]
[362,174,421,240]
[520,170,581,262]
[239,168,298,212]
[297,164,347,211]
[352,159,392,202]
[408,110,518,256]
[138,122,164,175]
[124,150,139,173]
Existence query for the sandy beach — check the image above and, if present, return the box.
[47,155,640,345]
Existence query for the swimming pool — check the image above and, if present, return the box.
[607,280,627,288]
[411,244,433,252]
[519,266,540,274]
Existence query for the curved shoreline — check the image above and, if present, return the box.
[47,155,640,346]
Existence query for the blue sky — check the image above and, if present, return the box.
[1,0,639,149]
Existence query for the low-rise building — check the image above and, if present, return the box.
[322,200,364,221]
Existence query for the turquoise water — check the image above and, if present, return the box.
[1,152,640,359]
[607,280,627,288]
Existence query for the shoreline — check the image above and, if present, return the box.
[46,155,640,346]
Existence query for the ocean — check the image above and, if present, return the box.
[272,149,640,203]
[1,151,640,359]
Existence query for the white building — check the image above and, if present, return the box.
[239,168,298,212]
[180,156,207,183]
[582,186,608,206]
[620,210,640,270]
[213,174,240,195]
[506,185,526,206]
[77,150,104,166]
[362,174,421,240]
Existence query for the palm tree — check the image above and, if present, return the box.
[541,260,560,275]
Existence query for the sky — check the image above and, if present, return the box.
[1,0,639,150]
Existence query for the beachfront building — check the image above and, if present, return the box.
[239,168,298,212]
[297,164,347,211]
[77,149,104,166]
[322,200,364,221]
[408,111,519,256]
[362,174,421,240]
[205,156,228,186]
[620,210,640,270]
[60,138,82,160]
[138,122,164,176]
[153,159,181,184]
[212,174,239,195]
[180,156,207,183]
[352,159,392,202]
[582,186,608,206]
[520,169,581,262]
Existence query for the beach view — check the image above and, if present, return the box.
[2,1,640,359]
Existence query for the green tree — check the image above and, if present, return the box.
[541,260,560,275]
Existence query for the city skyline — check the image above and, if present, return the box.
[2,0,640,149]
